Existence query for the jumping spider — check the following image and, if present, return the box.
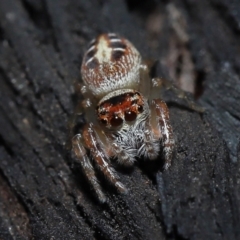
[72,33,179,202]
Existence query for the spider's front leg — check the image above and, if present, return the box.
[72,123,127,202]
[150,99,175,170]
[72,133,106,202]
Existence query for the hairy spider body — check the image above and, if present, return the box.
[72,33,174,202]
[81,33,141,97]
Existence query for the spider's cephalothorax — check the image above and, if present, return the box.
[72,33,174,202]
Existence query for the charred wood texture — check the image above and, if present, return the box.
[0,0,240,239]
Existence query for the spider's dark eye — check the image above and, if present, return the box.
[124,110,137,122]
[100,110,106,115]
[138,105,143,113]
[101,119,108,125]
[110,115,123,127]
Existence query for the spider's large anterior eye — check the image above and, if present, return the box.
[125,110,137,122]
[110,115,123,127]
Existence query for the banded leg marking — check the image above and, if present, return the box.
[83,124,128,194]
[72,133,106,202]
[153,99,175,170]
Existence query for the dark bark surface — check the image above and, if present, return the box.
[0,0,239,239]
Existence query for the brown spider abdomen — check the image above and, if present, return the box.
[81,33,141,98]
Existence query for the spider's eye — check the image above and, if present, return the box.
[124,110,137,122]
[101,119,108,125]
[100,110,106,115]
[138,105,143,113]
[110,115,123,127]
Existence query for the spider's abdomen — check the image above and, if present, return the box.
[81,33,141,98]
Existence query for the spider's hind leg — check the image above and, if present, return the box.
[151,77,205,113]
[67,83,98,149]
